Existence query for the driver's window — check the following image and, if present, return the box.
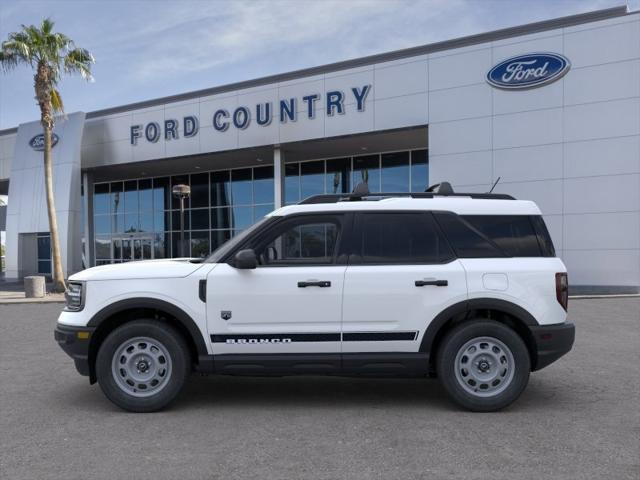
[258,218,340,266]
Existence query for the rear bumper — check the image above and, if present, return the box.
[529,321,575,371]
[54,324,95,377]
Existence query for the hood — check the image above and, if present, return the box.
[69,258,206,281]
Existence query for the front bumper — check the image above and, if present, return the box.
[529,321,575,371]
[54,324,95,377]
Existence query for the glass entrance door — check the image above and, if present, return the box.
[115,236,153,262]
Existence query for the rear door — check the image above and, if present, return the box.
[341,212,468,355]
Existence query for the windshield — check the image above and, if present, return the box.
[205,216,273,263]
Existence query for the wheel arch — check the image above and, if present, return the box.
[86,298,208,383]
[421,298,539,372]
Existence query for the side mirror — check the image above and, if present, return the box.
[233,249,257,269]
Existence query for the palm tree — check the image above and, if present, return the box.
[0,19,94,292]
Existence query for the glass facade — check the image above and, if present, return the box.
[92,149,427,264]
[93,166,274,265]
[285,149,428,204]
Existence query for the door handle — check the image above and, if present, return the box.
[298,280,331,288]
[415,279,448,287]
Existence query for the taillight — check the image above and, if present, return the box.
[555,272,568,311]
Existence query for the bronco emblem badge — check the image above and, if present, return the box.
[221,311,232,320]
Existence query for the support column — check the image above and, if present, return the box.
[82,172,94,269]
[273,146,285,208]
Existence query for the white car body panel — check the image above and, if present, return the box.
[461,257,567,326]
[206,263,346,354]
[341,262,468,353]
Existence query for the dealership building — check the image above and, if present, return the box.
[0,6,638,293]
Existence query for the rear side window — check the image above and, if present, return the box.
[434,212,554,258]
[530,215,556,257]
[355,213,454,264]
[462,215,542,257]
[433,212,505,258]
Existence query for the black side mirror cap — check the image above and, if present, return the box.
[233,249,257,269]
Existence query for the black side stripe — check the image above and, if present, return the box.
[343,331,418,341]
[211,331,418,343]
[212,333,340,343]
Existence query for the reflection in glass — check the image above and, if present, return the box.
[301,161,324,200]
[353,155,380,192]
[138,179,153,211]
[254,204,274,221]
[171,210,190,232]
[211,171,231,207]
[190,231,210,258]
[124,180,138,213]
[284,164,300,204]
[254,166,274,204]
[211,230,232,251]
[154,233,168,259]
[326,158,350,194]
[124,212,139,232]
[94,215,111,235]
[139,212,153,232]
[231,169,252,205]
[153,177,170,210]
[190,208,210,230]
[190,173,209,208]
[94,184,110,215]
[211,207,232,230]
[232,206,253,230]
[95,236,111,259]
[153,210,168,232]
[411,149,428,192]
[112,238,122,260]
[171,175,190,209]
[381,152,410,192]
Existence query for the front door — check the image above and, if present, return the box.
[341,212,468,355]
[206,214,348,355]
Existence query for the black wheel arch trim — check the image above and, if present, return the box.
[87,298,209,357]
[419,298,538,353]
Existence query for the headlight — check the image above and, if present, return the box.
[64,282,85,311]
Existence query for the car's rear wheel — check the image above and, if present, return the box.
[436,319,530,412]
[96,320,190,412]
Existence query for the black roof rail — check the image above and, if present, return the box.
[298,191,516,204]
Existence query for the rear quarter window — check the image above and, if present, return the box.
[434,213,555,258]
[462,215,542,257]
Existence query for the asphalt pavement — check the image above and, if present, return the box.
[0,298,638,480]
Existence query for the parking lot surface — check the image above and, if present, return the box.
[0,298,638,480]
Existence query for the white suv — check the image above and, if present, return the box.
[55,183,574,412]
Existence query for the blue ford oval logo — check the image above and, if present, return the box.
[487,53,570,90]
[29,133,59,151]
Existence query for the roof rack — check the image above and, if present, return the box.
[298,181,515,205]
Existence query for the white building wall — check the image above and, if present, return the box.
[80,58,429,169]
[0,133,16,181]
[428,13,640,290]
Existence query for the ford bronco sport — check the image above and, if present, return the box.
[55,182,575,412]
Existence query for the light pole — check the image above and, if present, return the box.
[172,184,191,257]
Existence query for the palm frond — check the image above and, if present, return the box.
[64,47,94,81]
[50,88,64,114]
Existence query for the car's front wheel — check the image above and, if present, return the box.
[96,320,190,412]
[436,319,530,412]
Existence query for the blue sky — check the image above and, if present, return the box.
[0,0,633,130]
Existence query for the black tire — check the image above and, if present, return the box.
[436,319,530,412]
[96,320,190,412]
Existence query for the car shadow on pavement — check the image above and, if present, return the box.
[176,375,457,411]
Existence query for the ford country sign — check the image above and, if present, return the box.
[487,53,570,90]
[29,133,59,151]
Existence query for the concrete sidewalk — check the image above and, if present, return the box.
[0,280,64,303]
